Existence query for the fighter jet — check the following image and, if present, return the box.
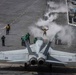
[0,38,76,68]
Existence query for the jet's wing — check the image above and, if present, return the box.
[0,41,37,63]
[39,41,67,65]
[0,49,29,63]
[46,60,67,64]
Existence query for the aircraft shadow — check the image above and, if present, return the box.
[0,66,76,73]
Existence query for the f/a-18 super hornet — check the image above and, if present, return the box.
[0,38,76,68]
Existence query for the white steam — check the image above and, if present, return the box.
[47,1,67,13]
[29,0,74,46]
[29,22,62,41]
[58,26,75,46]
[29,26,43,38]
[47,1,59,8]
[36,14,58,26]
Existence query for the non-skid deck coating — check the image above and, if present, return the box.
[0,0,76,74]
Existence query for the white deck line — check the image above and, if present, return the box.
[66,0,76,26]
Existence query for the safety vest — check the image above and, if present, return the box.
[6,25,10,29]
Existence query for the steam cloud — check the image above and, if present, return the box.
[57,26,75,46]
[46,1,67,14]
[29,1,74,46]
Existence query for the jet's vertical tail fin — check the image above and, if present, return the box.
[43,41,51,55]
[25,41,33,55]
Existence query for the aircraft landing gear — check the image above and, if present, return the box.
[48,64,52,69]
[24,63,29,69]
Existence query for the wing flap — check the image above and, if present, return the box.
[8,60,26,62]
[46,60,67,64]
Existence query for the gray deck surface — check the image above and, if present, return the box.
[0,0,76,75]
[0,0,46,50]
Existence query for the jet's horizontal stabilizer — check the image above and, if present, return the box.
[46,60,67,64]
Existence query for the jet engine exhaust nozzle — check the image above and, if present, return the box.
[30,57,37,65]
[38,58,45,65]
